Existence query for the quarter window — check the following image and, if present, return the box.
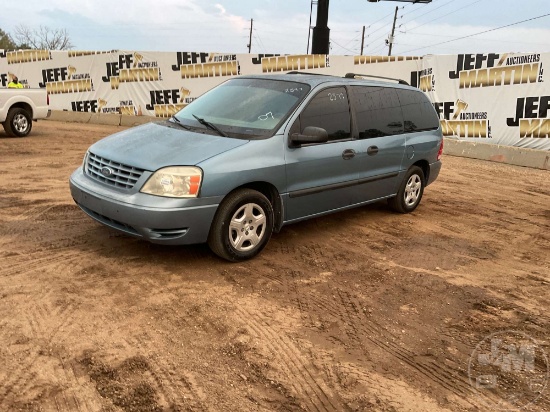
[298,87,351,141]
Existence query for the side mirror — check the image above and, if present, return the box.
[290,126,328,146]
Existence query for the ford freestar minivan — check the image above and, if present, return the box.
[70,73,443,261]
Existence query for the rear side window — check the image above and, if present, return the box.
[397,89,440,132]
[298,87,351,141]
[351,86,403,138]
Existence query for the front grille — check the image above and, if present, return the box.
[86,152,145,189]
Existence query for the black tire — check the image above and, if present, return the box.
[388,166,425,213]
[3,107,32,137]
[208,189,274,262]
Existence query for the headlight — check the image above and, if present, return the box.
[141,166,202,198]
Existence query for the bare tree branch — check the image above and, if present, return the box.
[12,25,74,50]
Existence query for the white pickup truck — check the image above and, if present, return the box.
[0,88,50,137]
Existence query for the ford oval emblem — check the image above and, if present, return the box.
[100,166,114,177]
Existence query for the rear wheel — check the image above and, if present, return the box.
[208,189,274,262]
[388,166,425,213]
[3,107,32,137]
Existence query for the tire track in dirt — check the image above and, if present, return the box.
[148,356,207,411]
[335,362,454,411]
[0,291,87,411]
[1,218,86,238]
[12,203,56,220]
[124,332,208,410]
[259,270,285,286]
[56,356,93,412]
[1,341,74,410]
[0,365,39,409]
[289,269,314,321]
[334,288,478,406]
[0,249,101,278]
[234,305,345,412]
[49,384,88,412]
[1,201,86,239]
[308,290,367,351]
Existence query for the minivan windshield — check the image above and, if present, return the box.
[173,78,310,139]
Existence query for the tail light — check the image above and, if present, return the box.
[437,138,444,161]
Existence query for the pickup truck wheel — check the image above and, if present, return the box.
[208,189,273,262]
[388,166,425,213]
[3,107,32,137]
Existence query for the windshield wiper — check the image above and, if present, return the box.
[169,115,193,130]
[192,114,227,137]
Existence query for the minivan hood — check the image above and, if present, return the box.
[89,122,249,171]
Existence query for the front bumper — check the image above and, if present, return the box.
[69,167,220,245]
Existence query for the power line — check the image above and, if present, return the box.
[399,0,454,28]
[399,30,550,46]
[401,12,550,54]
[253,34,265,53]
[330,38,359,54]
[362,29,394,53]
[399,0,435,19]
[365,9,397,29]
[363,0,446,54]
[361,7,405,39]
[404,0,484,33]
[340,32,363,49]
[253,28,267,53]
[364,15,396,39]
[369,43,388,55]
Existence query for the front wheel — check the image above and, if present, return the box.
[388,166,425,213]
[3,107,32,137]
[208,189,274,261]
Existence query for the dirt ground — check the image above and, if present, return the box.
[0,120,548,412]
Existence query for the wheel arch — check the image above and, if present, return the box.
[9,102,34,119]
[223,181,284,233]
[412,159,429,183]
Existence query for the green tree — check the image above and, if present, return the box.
[0,28,17,50]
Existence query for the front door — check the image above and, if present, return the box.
[284,86,363,221]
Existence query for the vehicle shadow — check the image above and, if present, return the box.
[74,199,391,268]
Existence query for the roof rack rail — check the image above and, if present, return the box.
[286,71,331,76]
[344,73,409,85]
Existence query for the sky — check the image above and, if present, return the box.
[1,0,549,56]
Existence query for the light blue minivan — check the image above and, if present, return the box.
[70,73,443,261]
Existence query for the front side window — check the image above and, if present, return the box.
[174,78,310,139]
[351,86,403,138]
[298,87,351,141]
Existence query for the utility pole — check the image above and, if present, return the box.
[360,25,365,55]
[311,0,330,54]
[247,19,253,53]
[307,1,317,53]
[388,6,398,56]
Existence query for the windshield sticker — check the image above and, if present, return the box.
[258,112,274,121]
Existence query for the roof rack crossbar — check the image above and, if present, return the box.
[344,73,409,85]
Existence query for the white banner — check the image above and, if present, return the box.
[1,50,548,150]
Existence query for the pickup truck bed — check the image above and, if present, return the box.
[0,88,50,137]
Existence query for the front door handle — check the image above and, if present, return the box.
[342,149,356,160]
[367,145,379,156]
